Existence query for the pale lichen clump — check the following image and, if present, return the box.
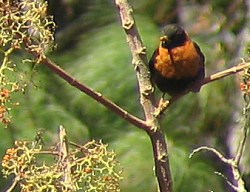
[0,0,55,125]
[2,139,122,191]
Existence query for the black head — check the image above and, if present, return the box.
[160,24,187,49]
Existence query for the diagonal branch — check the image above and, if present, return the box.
[24,37,149,131]
[163,61,250,111]
[38,55,149,131]
[201,60,250,85]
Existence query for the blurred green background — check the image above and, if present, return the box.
[0,0,249,191]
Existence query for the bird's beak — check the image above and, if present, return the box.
[160,35,168,42]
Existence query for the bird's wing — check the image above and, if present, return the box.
[148,49,159,86]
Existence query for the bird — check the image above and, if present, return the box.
[149,24,205,101]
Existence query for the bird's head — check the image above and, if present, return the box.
[160,24,187,49]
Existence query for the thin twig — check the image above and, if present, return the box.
[234,119,248,165]
[229,87,250,192]
[214,172,238,191]
[201,61,250,85]
[234,92,250,165]
[190,137,248,192]
[164,61,250,111]
[6,176,19,192]
[58,125,73,190]
[189,146,232,165]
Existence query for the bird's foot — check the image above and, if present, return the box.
[153,98,170,117]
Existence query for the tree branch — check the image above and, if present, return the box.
[190,98,249,192]
[162,60,250,112]
[58,125,74,190]
[23,2,250,192]
[202,60,250,85]
[37,55,149,131]
[23,35,148,131]
[189,146,232,165]
[24,34,174,192]
[5,176,19,192]
[190,144,247,192]
[115,0,173,191]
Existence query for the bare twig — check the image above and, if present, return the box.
[234,89,250,165]
[190,124,248,192]
[189,66,250,192]
[190,145,247,192]
[58,126,74,190]
[24,43,149,131]
[230,84,250,192]
[5,176,19,192]
[214,172,238,191]
[202,61,250,85]
[162,61,250,112]
[41,56,148,130]
[189,146,232,165]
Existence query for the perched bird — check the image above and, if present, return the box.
[149,24,205,98]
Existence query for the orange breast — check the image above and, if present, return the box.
[155,40,203,79]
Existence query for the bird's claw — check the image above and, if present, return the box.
[153,98,170,117]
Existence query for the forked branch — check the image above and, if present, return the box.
[166,61,250,111]
[23,2,250,191]
[190,86,249,192]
